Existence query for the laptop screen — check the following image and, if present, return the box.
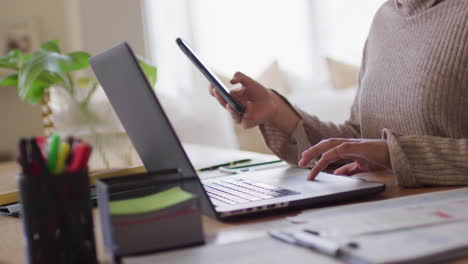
[89,42,216,218]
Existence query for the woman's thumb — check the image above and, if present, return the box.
[230,84,245,99]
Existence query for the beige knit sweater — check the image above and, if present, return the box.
[260,0,468,187]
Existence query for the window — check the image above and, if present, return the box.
[143,0,385,94]
[142,0,386,148]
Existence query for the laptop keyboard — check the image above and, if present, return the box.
[203,178,300,207]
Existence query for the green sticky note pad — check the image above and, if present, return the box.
[109,187,195,216]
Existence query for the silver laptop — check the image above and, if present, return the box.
[89,42,384,220]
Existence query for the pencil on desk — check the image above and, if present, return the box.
[224,159,283,170]
[197,159,252,171]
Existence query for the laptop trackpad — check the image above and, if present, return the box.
[239,166,377,195]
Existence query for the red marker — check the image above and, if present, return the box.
[36,136,47,159]
[67,143,92,173]
[29,138,48,176]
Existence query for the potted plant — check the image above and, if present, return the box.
[0,39,157,169]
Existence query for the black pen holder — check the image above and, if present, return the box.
[18,170,97,264]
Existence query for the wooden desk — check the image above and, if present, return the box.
[0,144,466,264]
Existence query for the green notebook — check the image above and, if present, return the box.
[109,187,195,216]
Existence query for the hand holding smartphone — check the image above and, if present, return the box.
[176,38,245,115]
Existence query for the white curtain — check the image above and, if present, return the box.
[141,0,386,148]
[315,0,387,65]
[142,0,239,148]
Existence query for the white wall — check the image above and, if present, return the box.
[2,0,68,48]
[74,0,147,56]
[0,0,70,160]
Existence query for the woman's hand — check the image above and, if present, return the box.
[298,138,391,180]
[209,72,278,128]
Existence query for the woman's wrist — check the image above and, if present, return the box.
[267,90,301,135]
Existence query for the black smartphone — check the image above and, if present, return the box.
[176,38,245,115]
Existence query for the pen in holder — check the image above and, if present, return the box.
[18,169,97,264]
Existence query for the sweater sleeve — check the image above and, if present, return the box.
[383,129,468,187]
[259,94,361,165]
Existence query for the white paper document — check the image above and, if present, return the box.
[298,198,468,238]
[287,188,468,237]
[291,187,468,223]
[124,237,342,264]
[343,220,468,264]
[277,188,468,264]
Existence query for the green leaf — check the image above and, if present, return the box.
[0,73,18,86]
[38,72,64,87]
[43,51,91,74]
[17,50,91,104]
[67,51,92,71]
[77,76,98,89]
[17,49,72,103]
[41,39,61,53]
[18,51,47,100]
[25,79,50,104]
[13,39,95,104]
[20,54,31,67]
[0,49,23,70]
[19,73,63,104]
[138,58,157,88]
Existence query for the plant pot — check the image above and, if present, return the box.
[45,85,141,170]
